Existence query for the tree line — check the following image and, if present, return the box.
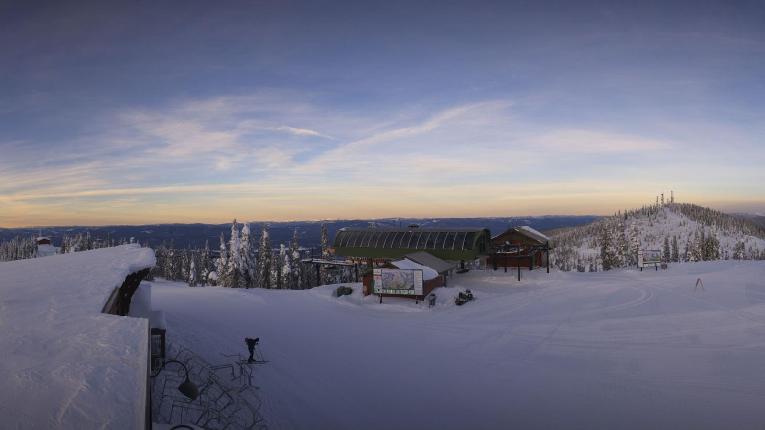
[149,220,356,289]
[0,232,133,262]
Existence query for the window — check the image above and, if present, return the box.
[415,232,430,249]
[463,232,475,250]
[389,232,403,248]
[406,231,421,249]
[371,232,383,247]
[399,231,412,248]
[443,232,456,249]
[453,232,466,250]
[382,232,396,248]
[425,232,438,248]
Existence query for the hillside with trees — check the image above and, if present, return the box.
[550,200,765,272]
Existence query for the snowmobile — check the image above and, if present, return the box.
[455,289,474,306]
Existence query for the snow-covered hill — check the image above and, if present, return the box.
[550,202,765,271]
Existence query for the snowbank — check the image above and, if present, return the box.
[0,244,156,429]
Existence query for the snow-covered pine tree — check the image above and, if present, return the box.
[663,236,670,263]
[617,222,630,266]
[272,244,285,289]
[200,240,211,285]
[282,242,293,289]
[689,231,702,262]
[734,241,746,260]
[225,219,244,288]
[599,228,618,271]
[240,223,256,288]
[289,229,303,289]
[215,232,228,287]
[188,257,197,286]
[181,250,190,281]
[703,230,720,261]
[671,235,679,262]
[257,226,272,288]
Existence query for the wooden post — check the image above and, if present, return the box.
[546,248,550,273]
[517,264,521,281]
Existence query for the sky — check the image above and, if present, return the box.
[1,0,764,227]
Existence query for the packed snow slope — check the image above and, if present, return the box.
[151,261,765,430]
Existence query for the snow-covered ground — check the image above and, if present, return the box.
[151,261,765,430]
[0,245,155,429]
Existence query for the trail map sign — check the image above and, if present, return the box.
[373,268,424,296]
[638,249,662,270]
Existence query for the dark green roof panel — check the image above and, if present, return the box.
[333,228,491,261]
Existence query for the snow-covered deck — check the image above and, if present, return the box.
[0,244,156,429]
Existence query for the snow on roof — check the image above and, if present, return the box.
[515,226,551,244]
[404,251,455,274]
[0,244,156,429]
[391,258,439,280]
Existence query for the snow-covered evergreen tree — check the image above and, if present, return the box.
[282,242,293,289]
[224,219,245,288]
[599,228,618,271]
[257,226,272,288]
[215,232,228,286]
[200,240,211,285]
[272,244,285,289]
[289,229,303,289]
[188,257,197,286]
[240,223,256,288]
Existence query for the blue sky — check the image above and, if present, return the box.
[1,0,764,226]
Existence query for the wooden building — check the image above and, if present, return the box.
[489,226,553,270]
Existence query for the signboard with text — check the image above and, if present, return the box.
[373,268,424,296]
[638,249,662,268]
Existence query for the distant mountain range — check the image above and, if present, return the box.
[0,216,599,249]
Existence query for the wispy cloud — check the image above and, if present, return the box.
[275,126,334,139]
[1,91,761,226]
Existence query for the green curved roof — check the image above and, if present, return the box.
[333,227,491,261]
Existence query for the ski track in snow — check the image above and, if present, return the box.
[151,260,765,430]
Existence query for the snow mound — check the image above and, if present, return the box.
[0,244,156,429]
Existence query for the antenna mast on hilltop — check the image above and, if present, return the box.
[661,193,664,206]
[671,190,674,204]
